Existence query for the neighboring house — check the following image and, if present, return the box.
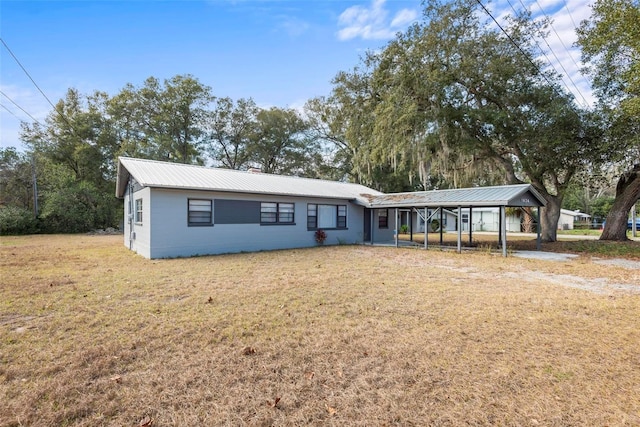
[116,157,546,259]
[115,157,394,259]
[558,209,591,230]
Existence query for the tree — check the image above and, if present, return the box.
[577,0,640,240]
[325,0,596,240]
[248,107,318,176]
[0,147,35,211]
[108,75,214,164]
[206,97,258,169]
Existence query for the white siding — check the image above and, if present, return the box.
[123,186,152,258]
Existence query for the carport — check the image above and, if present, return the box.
[367,184,547,257]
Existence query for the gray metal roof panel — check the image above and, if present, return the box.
[368,184,546,208]
[116,157,382,204]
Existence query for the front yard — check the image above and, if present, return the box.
[1,235,639,426]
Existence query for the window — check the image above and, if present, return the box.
[307,204,347,229]
[135,199,143,223]
[188,199,213,226]
[261,202,294,224]
[378,209,388,228]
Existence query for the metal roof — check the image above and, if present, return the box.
[368,184,546,208]
[116,157,382,205]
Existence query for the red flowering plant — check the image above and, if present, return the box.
[314,229,327,245]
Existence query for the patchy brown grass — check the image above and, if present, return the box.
[1,234,639,426]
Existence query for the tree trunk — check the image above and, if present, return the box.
[540,196,561,242]
[600,164,640,241]
[521,207,535,233]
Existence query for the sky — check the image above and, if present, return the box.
[0,0,594,151]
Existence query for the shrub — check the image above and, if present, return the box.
[0,206,38,235]
[314,229,327,244]
[400,224,409,233]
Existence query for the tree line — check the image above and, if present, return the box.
[1,0,638,241]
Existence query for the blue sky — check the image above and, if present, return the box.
[0,0,593,150]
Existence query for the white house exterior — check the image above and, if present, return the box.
[558,209,591,230]
[116,158,547,259]
[116,157,394,259]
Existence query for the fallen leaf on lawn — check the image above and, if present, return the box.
[110,375,122,383]
[139,416,154,426]
[207,296,213,303]
[268,397,281,408]
[305,371,315,380]
[325,404,337,416]
[242,346,256,355]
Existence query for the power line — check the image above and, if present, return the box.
[0,90,43,125]
[474,0,561,95]
[529,0,591,107]
[1,103,23,121]
[1,38,58,112]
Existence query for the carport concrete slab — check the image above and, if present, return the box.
[512,251,579,262]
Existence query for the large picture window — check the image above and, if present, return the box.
[261,202,295,224]
[307,204,347,229]
[188,199,213,226]
[135,198,143,223]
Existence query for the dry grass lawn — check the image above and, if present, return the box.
[1,234,639,426]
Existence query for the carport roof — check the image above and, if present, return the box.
[368,184,546,209]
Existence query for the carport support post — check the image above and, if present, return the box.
[536,207,541,250]
[500,205,507,257]
[469,207,473,245]
[424,208,428,249]
[457,205,462,253]
[439,208,444,245]
[395,208,399,248]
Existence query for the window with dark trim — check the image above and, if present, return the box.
[307,204,347,229]
[378,209,388,228]
[261,202,294,224]
[135,198,143,223]
[188,199,213,226]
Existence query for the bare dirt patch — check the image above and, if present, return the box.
[1,235,639,426]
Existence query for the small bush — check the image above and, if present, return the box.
[400,224,409,233]
[314,229,327,244]
[0,206,38,235]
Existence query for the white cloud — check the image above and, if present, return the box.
[337,0,418,41]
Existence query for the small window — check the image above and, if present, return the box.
[307,204,347,229]
[378,209,388,229]
[135,199,143,223]
[188,199,213,226]
[261,202,295,224]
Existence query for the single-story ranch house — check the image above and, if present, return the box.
[116,157,546,259]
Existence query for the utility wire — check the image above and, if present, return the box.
[0,90,43,125]
[1,38,57,112]
[474,0,562,95]
[529,0,590,106]
[504,0,566,89]
[1,102,23,121]
[1,37,75,129]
